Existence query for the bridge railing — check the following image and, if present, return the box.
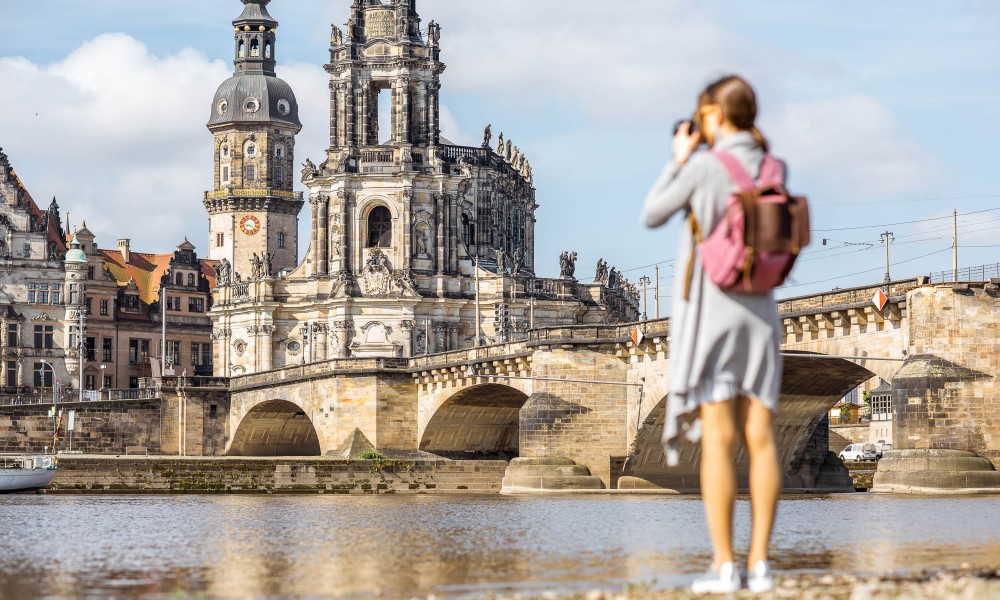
[0,387,160,406]
[230,357,410,388]
[410,342,530,371]
[777,278,922,315]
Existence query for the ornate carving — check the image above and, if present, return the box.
[301,159,319,182]
[358,248,419,298]
[595,258,609,284]
[331,24,343,46]
[233,339,247,357]
[215,258,232,286]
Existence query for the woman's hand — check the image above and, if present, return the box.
[673,121,701,165]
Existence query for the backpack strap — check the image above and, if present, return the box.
[711,151,756,191]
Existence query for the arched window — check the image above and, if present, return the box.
[367,206,392,248]
[238,40,245,58]
[265,42,272,58]
[250,39,260,57]
[187,273,195,287]
[175,273,183,286]
[461,214,474,246]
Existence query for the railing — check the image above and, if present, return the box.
[410,342,529,371]
[230,357,410,389]
[232,283,250,299]
[360,149,394,164]
[777,278,922,316]
[0,387,160,406]
[929,263,1000,284]
[204,188,302,201]
[438,145,530,184]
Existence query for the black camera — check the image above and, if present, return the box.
[673,118,699,138]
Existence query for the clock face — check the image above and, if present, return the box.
[239,215,261,236]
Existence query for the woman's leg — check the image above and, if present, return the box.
[700,399,739,566]
[738,396,781,567]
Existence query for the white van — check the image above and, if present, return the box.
[840,443,877,462]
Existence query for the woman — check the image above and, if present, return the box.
[640,75,783,594]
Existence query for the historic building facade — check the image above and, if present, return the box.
[63,228,217,390]
[0,147,70,391]
[209,0,638,375]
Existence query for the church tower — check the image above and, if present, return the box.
[204,0,303,280]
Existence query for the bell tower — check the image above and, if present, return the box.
[204,0,304,281]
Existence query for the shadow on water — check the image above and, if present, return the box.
[1,494,999,598]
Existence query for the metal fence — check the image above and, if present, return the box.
[929,263,1000,283]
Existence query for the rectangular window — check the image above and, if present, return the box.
[22,243,30,257]
[275,165,283,186]
[6,324,17,347]
[85,297,92,314]
[85,375,95,391]
[102,338,113,362]
[87,267,94,280]
[277,232,286,249]
[166,296,182,311]
[5,361,16,387]
[216,233,224,247]
[85,337,96,362]
[38,290,48,304]
[191,342,212,366]
[165,340,181,368]
[51,290,60,305]
[209,404,218,418]
[103,375,113,389]
[69,326,78,351]
[246,165,256,182]
[129,377,139,389]
[222,165,230,183]
[100,299,109,316]
[33,363,53,387]
[123,295,140,310]
[34,325,54,349]
[69,284,78,305]
[188,298,205,313]
[129,339,140,364]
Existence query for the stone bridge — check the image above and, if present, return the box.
[224,279,963,492]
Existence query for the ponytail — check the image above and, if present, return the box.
[751,127,769,153]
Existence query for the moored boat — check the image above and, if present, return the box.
[0,455,57,493]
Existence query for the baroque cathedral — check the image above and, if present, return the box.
[208,0,638,375]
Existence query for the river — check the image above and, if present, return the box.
[1,494,998,598]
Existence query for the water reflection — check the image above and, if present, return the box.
[0,494,998,598]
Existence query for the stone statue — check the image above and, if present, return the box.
[331,25,343,46]
[497,132,505,155]
[512,248,524,275]
[415,227,429,256]
[505,140,512,162]
[301,158,319,181]
[511,146,520,169]
[428,20,441,44]
[595,258,609,284]
[250,253,262,279]
[495,248,507,274]
[215,258,232,286]
[559,251,578,279]
[608,268,619,290]
[482,124,492,149]
[263,251,274,278]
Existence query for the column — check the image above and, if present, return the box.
[400,78,411,144]
[318,195,329,276]
[259,324,274,372]
[316,324,329,361]
[435,194,445,275]
[329,81,338,148]
[345,81,357,146]
[428,83,440,145]
[309,197,320,274]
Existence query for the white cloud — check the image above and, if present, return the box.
[0,33,228,252]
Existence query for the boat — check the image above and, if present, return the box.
[0,455,57,493]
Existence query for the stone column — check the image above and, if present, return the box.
[309,197,320,275]
[329,81,339,148]
[318,195,329,276]
[335,321,352,357]
[259,324,274,372]
[434,194,445,275]
[316,324,329,361]
[399,78,411,144]
[399,320,414,357]
[428,83,440,146]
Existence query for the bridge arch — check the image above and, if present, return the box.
[419,383,529,458]
[228,399,321,456]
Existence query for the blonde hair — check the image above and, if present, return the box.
[697,75,768,152]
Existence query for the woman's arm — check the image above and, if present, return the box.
[640,153,705,228]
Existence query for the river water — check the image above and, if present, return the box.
[1,494,998,598]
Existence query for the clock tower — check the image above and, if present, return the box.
[204,0,303,280]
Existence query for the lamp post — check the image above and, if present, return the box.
[638,276,651,321]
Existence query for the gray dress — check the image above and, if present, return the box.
[640,132,784,466]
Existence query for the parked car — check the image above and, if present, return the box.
[840,443,878,462]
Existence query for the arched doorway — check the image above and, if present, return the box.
[228,400,321,456]
[420,384,529,459]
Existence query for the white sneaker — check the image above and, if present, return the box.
[747,560,774,593]
[691,561,741,595]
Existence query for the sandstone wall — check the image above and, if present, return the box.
[0,401,163,455]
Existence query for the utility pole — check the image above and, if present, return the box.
[880,231,895,285]
[423,318,431,355]
[654,265,660,319]
[638,276,651,321]
[953,209,958,281]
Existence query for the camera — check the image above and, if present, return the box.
[673,118,699,138]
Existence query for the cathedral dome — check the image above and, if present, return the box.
[208,74,300,130]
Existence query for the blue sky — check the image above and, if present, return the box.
[2,0,999,311]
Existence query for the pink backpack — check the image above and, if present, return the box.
[683,151,810,300]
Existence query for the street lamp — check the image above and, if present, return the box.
[638,276,651,321]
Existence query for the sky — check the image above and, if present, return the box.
[2,0,999,313]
